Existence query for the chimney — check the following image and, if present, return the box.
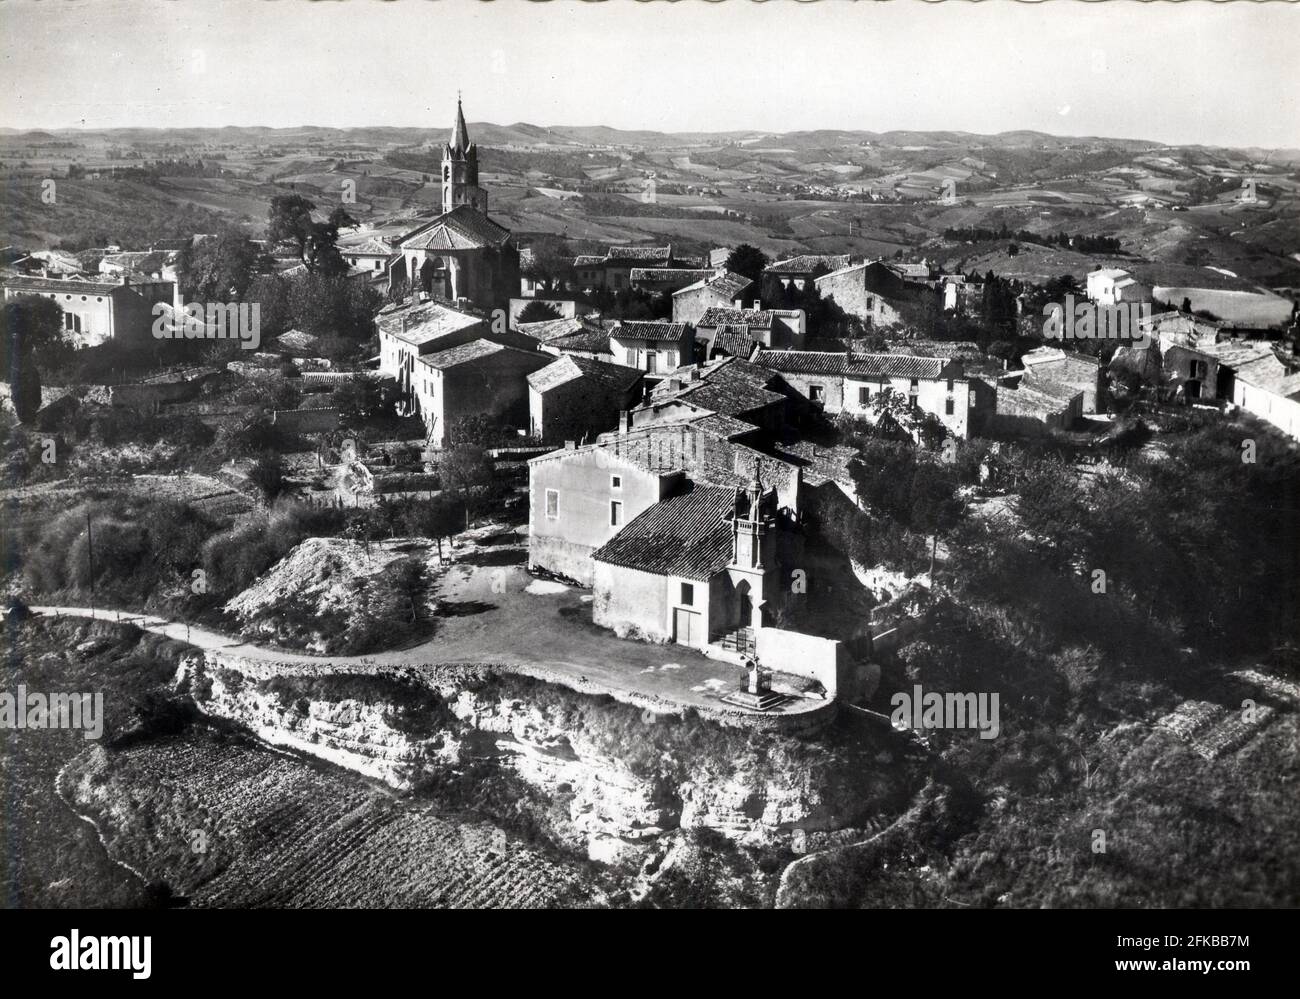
[734,298,743,309]
[619,409,632,434]
[408,289,418,308]
[752,299,761,312]
[689,367,701,382]
[564,439,576,451]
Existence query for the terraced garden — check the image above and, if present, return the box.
[64,733,606,909]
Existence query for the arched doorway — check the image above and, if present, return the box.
[735,580,752,631]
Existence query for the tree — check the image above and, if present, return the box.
[176,225,261,301]
[516,300,563,324]
[440,444,496,527]
[288,273,379,340]
[418,493,466,560]
[248,452,286,502]
[521,235,574,293]
[10,358,41,423]
[332,374,393,428]
[328,206,359,231]
[267,194,347,275]
[725,244,768,285]
[1,296,72,371]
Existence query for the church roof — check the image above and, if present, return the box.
[591,482,736,580]
[399,204,511,251]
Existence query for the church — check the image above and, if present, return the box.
[395,98,519,312]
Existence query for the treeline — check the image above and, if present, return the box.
[944,225,1122,253]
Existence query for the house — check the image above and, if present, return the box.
[1018,346,1106,412]
[528,412,802,586]
[1086,267,1150,306]
[591,479,782,651]
[672,270,756,325]
[376,297,491,399]
[989,375,1083,436]
[410,339,551,446]
[1229,353,1300,439]
[608,320,694,375]
[637,356,792,435]
[630,267,715,295]
[337,234,401,284]
[753,349,974,438]
[762,254,852,298]
[527,354,644,444]
[694,306,805,352]
[940,275,983,314]
[813,261,911,328]
[2,274,174,348]
[542,326,615,362]
[391,99,520,310]
[572,245,675,291]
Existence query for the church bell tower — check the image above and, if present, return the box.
[442,96,488,215]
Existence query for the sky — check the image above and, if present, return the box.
[2,0,1298,149]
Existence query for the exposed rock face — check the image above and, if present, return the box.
[178,653,888,867]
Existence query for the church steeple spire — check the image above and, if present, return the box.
[441,94,486,215]
[449,94,471,155]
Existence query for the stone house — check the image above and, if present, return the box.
[1018,346,1106,412]
[989,375,1083,436]
[2,274,174,349]
[694,306,805,353]
[753,349,974,438]
[671,270,756,326]
[573,245,674,291]
[410,339,551,445]
[762,254,852,298]
[607,320,694,374]
[527,354,644,444]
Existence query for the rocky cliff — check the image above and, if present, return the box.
[177,652,904,872]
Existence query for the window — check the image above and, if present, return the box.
[947,378,955,392]
[646,351,658,374]
[545,489,559,519]
[680,582,694,605]
[373,260,382,270]
[610,475,622,489]
[610,500,623,526]
[945,398,955,415]
[858,385,870,407]
[809,384,824,403]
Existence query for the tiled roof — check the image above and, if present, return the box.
[692,413,759,440]
[650,357,786,416]
[517,316,584,342]
[1020,346,1102,368]
[766,254,850,275]
[612,320,689,342]
[710,328,759,359]
[573,255,605,267]
[697,307,776,329]
[528,353,643,394]
[400,204,511,251]
[420,339,511,370]
[548,329,612,354]
[338,237,396,256]
[377,300,483,346]
[755,349,950,380]
[604,245,672,263]
[630,268,712,284]
[592,482,735,579]
[676,270,755,299]
[4,275,121,294]
[1233,354,1300,395]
